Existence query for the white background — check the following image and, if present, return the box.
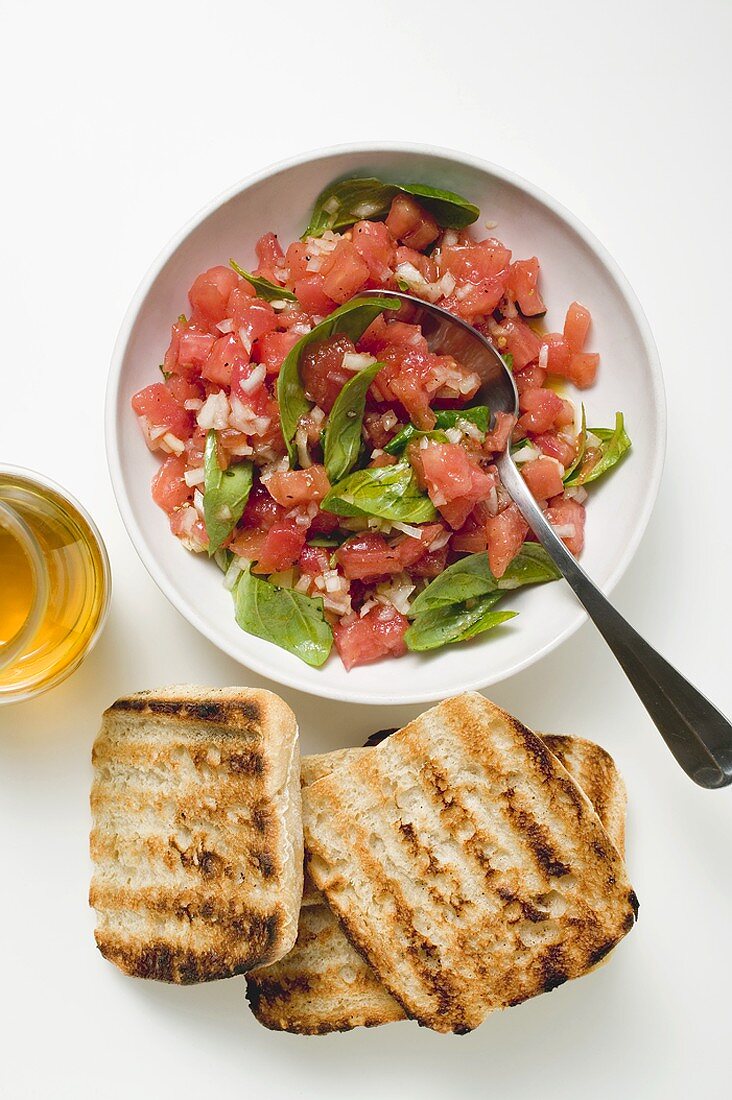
[1,1,731,1097]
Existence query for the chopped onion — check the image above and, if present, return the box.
[564,485,589,504]
[513,443,541,465]
[429,529,451,551]
[216,318,234,334]
[184,467,205,487]
[538,343,549,371]
[323,196,340,215]
[457,418,483,441]
[238,328,253,355]
[445,427,462,445]
[295,424,312,469]
[183,398,203,411]
[193,489,205,520]
[342,351,376,372]
[223,557,246,591]
[552,523,576,539]
[162,433,185,455]
[239,364,266,394]
[392,521,423,539]
[381,410,398,431]
[441,229,459,247]
[197,391,230,430]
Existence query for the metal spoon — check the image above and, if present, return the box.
[363,289,732,788]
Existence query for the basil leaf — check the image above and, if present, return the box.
[230,259,297,302]
[410,544,560,615]
[563,404,587,483]
[203,431,254,555]
[306,533,348,548]
[277,296,399,464]
[304,176,479,238]
[399,183,480,230]
[385,406,490,454]
[564,412,631,486]
[405,595,517,652]
[233,566,333,667]
[322,459,437,523]
[324,360,384,481]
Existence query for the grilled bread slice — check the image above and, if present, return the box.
[300,693,637,1033]
[246,731,627,1034]
[90,686,303,983]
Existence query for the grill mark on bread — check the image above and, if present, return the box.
[108,696,263,730]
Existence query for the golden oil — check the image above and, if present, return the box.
[0,468,110,703]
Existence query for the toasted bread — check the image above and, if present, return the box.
[299,693,637,1033]
[246,729,628,1033]
[90,686,303,983]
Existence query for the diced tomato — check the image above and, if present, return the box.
[541,333,572,377]
[546,496,586,555]
[165,374,204,406]
[334,604,409,670]
[232,298,279,347]
[362,411,397,450]
[265,465,331,507]
[409,544,449,578]
[485,503,529,578]
[442,277,506,323]
[498,318,542,370]
[514,363,547,395]
[483,412,516,453]
[285,241,310,283]
[131,383,193,439]
[300,334,355,411]
[414,442,496,530]
[308,507,340,536]
[188,266,239,327]
[202,333,246,387]
[507,257,546,317]
[321,240,370,303]
[385,194,439,250]
[518,387,565,434]
[369,452,398,468]
[253,330,300,374]
[163,319,186,377]
[336,532,403,582]
[568,352,599,389]
[564,301,592,354]
[226,281,257,322]
[452,501,491,554]
[298,544,331,576]
[352,220,396,283]
[241,483,286,530]
[254,232,285,281]
[177,330,215,372]
[522,456,565,501]
[439,238,512,283]
[151,455,191,513]
[229,527,267,561]
[534,431,577,468]
[294,273,338,316]
[395,246,437,283]
[380,321,429,351]
[184,427,206,467]
[255,520,307,573]
[393,524,445,568]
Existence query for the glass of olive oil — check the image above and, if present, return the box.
[0,467,110,704]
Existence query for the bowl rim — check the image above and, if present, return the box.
[105,140,666,704]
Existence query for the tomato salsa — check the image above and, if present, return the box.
[132,177,630,669]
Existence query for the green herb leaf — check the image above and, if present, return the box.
[564,412,631,486]
[384,406,491,455]
[233,566,333,667]
[229,259,297,302]
[277,296,399,464]
[323,360,384,481]
[405,594,517,651]
[410,544,561,615]
[202,431,254,555]
[322,459,437,523]
[306,533,349,548]
[304,176,479,238]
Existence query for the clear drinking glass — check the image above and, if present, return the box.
[0,466,111,704]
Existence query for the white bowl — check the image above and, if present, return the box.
[106,143,665,705]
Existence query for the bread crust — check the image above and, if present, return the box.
[90,686,303,983]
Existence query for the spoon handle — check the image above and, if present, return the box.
[497,454,732,788]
